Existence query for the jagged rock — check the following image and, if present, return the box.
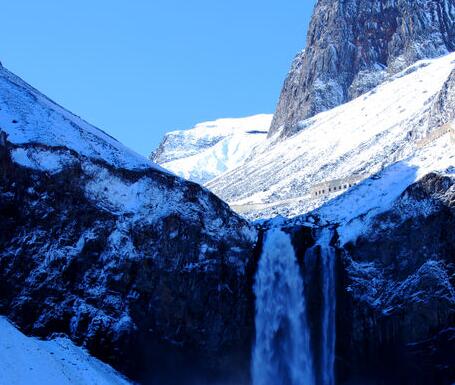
[0,131,258,384]
[338,173,455,385]
[429,68,455,128]
[270,0,455,138]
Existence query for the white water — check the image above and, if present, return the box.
[252,229,315,385]
[319,229,336,385]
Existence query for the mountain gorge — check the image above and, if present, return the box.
[1,0,455,384]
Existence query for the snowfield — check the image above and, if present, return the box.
[205,53,455,223]
[151,114,272,184]
[0,65,165,173]
[0,317,131,385]
[303,134,454,244]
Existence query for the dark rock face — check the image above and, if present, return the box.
[0,134,258,385]
[270,0,455,138]
[260,174,454,385]
[429,68,455,128]
[338,173,455,385]
[3,115,455,385]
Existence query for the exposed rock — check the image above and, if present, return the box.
[338,173,455,385]
[429,68,455,128]
[0,133,259,385]
[207,52,455,220]
[270,0,455,138]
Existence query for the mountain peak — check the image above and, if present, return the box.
[270,0,455,138]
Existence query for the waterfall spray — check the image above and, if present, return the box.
[252,227,336,385]
[252,229,315,385]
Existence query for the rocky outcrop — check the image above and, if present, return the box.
[270,0,455,138]
[278,171,455,385]
[0,133,258,385]
[3,116,455,385]
[429,68,455,128]
[338,173,455,385]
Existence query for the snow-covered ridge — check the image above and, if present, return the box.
[0,62,258,383]
[270,0,455,137]
[207,53,455,220]
[0,62,257,241]
[309,133,454,245]
[151,114,272,184]
[0,317,131,385]
[0,65,164,172]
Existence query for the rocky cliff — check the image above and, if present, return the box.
[430,68,455,128]
[1,10,454,382]
[0,62,259,384]
[270,0,455,138]
[337,172,455,385]
[280,172,455,385]
[207,53,455,220]
[0,130,258,384]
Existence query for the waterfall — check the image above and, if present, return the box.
[318,229,336,385]
[252,227,336,385]
[252,229,315,385]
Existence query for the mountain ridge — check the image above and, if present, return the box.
[270,0,455,138]
[206,53,455,220]
[151,114,272,184]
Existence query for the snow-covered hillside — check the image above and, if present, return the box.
[0,60,257,383]
[0,317,131,385]
[301,137,454,245]
[0,65,164,173]
[151,114,272,184]
[206,53,455,220]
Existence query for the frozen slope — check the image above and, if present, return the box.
[0,62,257,382]
[0,317,131,385]
[302,134,455,245]
[0,65,164,172]
[151,114,272,184]
[207,53,455,219]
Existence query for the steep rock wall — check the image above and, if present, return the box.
[271,0,455,138]
[0,134,258,385]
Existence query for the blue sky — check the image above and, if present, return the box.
[0,1,315,156]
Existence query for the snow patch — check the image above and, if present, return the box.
[0,317,131,385]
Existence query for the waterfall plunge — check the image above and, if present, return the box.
[252,229,315,385]
[318,229,336,385]
[252,228,336,385]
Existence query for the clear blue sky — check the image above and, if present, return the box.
[0,1,315,156]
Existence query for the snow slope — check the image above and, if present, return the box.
[302,133,455,245]
[207,53,455,220]
[0,65,164,172]
[151,114,272,184]
[0,62,257,384]
[0,317,131,385]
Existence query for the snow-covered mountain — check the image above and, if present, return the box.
[270,0,455,138]
[0,317,131,385]
[151,114,272,184]
[1,0,454,383]
[207,53,455,220]
[0,62,257,384]
[0,65,163,173]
